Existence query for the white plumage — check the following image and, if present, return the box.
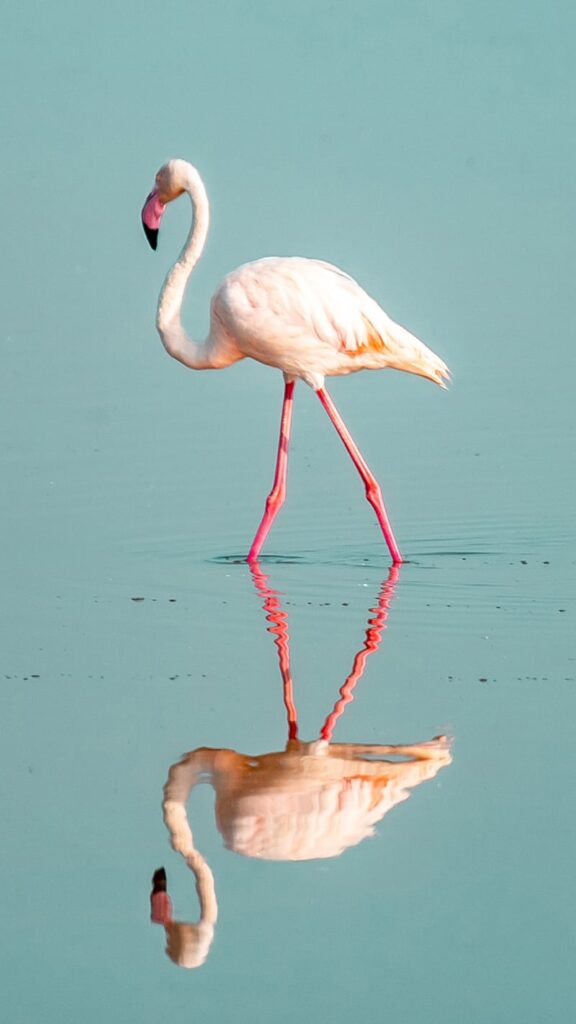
[142,159,450,563]
[212,256,449,390]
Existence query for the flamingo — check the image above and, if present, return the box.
[141,159,450,564]
[150,565,452,967]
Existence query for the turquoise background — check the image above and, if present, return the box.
[1,1,575,1021]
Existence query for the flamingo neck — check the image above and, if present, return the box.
[163,755,219,927]
[184,849,218,926]
[156,167,215,369]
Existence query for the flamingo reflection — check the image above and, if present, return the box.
[151,565,452,967]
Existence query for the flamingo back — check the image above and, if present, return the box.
[211,257,449,388]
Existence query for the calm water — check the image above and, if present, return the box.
[2,1,575,1021]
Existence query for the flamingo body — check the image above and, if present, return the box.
[211,256,449,390]
[142,159,450,563]
[150,567,453,968]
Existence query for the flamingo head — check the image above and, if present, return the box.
[141,160,187,250]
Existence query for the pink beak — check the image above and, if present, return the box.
[141,187,166,250]
[150,867,173,924]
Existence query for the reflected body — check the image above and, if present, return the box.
[141,159,450,564]
[151,566,452,968]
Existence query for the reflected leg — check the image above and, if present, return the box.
[319,567,399,742]
[250,563,298,740]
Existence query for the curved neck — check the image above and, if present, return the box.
[156,168,214,369]
[163,752,218,926]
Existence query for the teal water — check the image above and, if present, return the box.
[2,1,575,1020]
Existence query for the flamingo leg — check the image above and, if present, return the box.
[250,563,299,740]
[316,386,403,564]
[319,566,399,742]
[247,380,295,563]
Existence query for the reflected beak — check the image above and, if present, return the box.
[150,866,173,924]
[141,187,166,250]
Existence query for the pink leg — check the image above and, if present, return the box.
[250,564,299,741]
[247,380,295,563]
[319,565,399,741]
[316,386,403,564]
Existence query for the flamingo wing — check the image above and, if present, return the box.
[214,257,388,349]
[212,257,449,387]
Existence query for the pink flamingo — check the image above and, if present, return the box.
[141,159,450,564]
[150,565,452,968]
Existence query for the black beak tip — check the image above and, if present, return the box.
[152,867,167,892]
[143,223,158,251]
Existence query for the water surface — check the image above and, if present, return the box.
[2,1,575,1021]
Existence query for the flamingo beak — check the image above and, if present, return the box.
[141,187,166,250]
[150,866,173,924]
